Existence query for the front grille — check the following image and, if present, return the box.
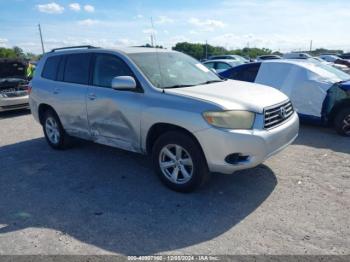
[264,101,294,129]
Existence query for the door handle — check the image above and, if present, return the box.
[53,88,61,94]
[88,93,97,100]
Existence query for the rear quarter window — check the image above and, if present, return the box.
[42,56,61,80]
[230,63,260,82]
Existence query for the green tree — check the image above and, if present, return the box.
[173,42,206,59]
[172,42,273,60]
[309,48,343,56]
[230,47,272,59]
[0,47,17,58]
[13,46,25,58]
[139,43,164,49]
[25,52,42,60]
[0,46,42,61]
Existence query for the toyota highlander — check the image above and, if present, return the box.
[29,46,299,192]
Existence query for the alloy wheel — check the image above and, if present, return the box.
[159,144,194,184]
[45,117,60,144]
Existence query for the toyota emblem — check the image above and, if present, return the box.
[279,106,287,119]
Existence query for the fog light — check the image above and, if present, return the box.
[225,153,249,165]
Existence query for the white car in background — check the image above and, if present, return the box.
[203,59,243,73]
[313,57,350,74]
[282,53,350,74]
[209,55,249,63]
[256,55,282,61]
[319,54,343,63]
[283,52,312,59]
[219,60,350,136]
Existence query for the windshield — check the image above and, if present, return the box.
[328,55,341,60]
[234,56,248,63]
[129,52,221,89]
[309,58,324,63]
[307,62,350,82]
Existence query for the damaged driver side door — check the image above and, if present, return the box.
[86,53,143,152]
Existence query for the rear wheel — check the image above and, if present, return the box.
[152,131,209,192]
[334,107,350,136]
[43,110,71,149]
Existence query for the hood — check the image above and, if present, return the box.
[165,80,289,113]
[0,60,27,79]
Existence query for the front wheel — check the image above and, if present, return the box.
[152,131,209,192]
[334,108,350,136]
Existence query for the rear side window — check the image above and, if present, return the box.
[93,54,133,88]
[63,53,91,85]
[231,63,260,82]
[42,56,61,80]
[216,62,231,70]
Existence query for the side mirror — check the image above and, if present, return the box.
[210,68,217,74]
[111,76,137,90]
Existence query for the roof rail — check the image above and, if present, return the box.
[50,45,98,52]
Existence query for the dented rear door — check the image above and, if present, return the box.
[48,53,91,139]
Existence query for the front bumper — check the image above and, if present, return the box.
[194,112,299,174]
[0,96,29,112]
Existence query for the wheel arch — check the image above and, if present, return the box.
[38,103,59,125]
[145,123,206,158]
[328,98,350,125]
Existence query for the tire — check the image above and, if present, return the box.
[334,107,350,136]
[42,109,71,149]
[152,131,209,192]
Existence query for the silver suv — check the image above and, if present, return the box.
[29,46,299,192]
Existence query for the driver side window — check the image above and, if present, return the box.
[93,54,133,88]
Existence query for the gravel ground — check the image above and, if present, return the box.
[0,110,349,255]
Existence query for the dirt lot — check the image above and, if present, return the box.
[0,110,349,255]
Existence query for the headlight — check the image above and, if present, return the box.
[203,110,255,129]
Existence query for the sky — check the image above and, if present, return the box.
[0,0,350,54]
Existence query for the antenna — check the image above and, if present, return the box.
[205,40,208,59]
[150,17,156,47]
[150,34,154,47]
[150,16,163,89]
[38,23,45,54]
[310,40,313,52]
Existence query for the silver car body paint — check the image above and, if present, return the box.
[30,47,299,174]
[0,95,29,112]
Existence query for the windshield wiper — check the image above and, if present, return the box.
[162,84,196,89]
[199,80,224,85]
[338,79,350,84]
[162,80,224,89]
